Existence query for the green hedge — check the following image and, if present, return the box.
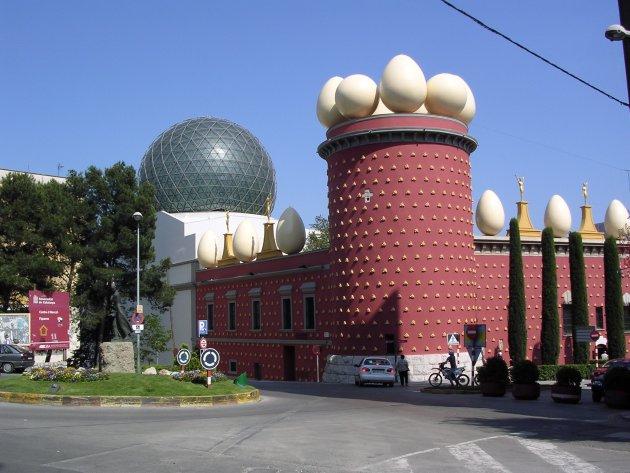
[538,364,595,381]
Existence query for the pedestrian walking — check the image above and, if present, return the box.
[396,355,410,386]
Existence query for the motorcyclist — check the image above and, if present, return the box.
[445,348,460,386]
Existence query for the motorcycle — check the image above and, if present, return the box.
[428,361,470,387]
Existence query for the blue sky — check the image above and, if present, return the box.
[1,1,628,231]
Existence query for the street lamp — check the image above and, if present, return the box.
[132,211,143,374]
[605,24,630,41]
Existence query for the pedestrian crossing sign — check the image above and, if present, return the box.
[447,333,460,346]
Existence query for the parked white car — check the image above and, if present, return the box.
[354,357,395,387]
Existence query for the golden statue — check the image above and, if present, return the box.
[225,211,230,233]
[264,195,272,222]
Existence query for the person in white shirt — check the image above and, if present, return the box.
[396,355,410,387]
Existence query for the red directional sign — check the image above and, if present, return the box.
[28,290,70,350]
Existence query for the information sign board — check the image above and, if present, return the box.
[28,290,70,350]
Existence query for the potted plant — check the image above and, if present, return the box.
[477,357,509,397]
[603,367,630,409]
[551,366,582,404]
[510,360,540,400]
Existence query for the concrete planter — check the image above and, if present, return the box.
[604,390,630,409]
[551,385,581,404]
[480,382,506,397]
[512,383,540,400]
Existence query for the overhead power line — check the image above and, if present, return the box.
[439,0,630,108]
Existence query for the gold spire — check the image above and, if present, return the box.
[257,198,283,260]
[218,212,238,266]
[513,176,540,238]
[578,184,604,240]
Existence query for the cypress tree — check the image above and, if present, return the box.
[568,232,589,363]
[508,218,527,362]
[540,227,560,364]
[604,237,626,359]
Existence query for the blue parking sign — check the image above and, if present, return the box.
[198,319,208,336]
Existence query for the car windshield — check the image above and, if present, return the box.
[364,359,391,366]
[12,345,28,353]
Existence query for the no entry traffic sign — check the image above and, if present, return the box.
[199,338,207,349]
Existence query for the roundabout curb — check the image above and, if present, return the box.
[0,388,260,407]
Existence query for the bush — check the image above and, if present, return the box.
[477,357,509,385]
[510,360,539,384]
[538,364,595,381]
[555,366,582,387]
[24,366,108,383]
[171,370,228,384]
[603,367,630,393]
[172,344,203,371]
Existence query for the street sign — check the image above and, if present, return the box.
[131,324,144,331]
[590,329,600,342]
[136,304,143,314]
[131,312,144,325]
[312,345,320,355]
[200,348,220,370]
[575,325,596,343]
[464,324,487,348]
[446,333,460,346]
[198,319,208,336]
[176,348,191,366]
[199,338,207,349]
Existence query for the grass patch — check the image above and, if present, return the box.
[0,373,253,397]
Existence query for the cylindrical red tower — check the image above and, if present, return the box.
[318,114,478,359]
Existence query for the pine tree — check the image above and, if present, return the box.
[604,236,626,359]
[568,232,589,363]
[508,218,527,362]
[540,227,560,364]
[303,215,330,251]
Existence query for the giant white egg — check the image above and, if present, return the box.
[424,73,468,118]
[316,76,345,128]
[544,195,572,237]
[373,99,394,115]
[414,104,428,114]
[197,229,219,268]
[604,199,630,238]
[475,190,505,236]
[276,207,306,254]
[233,220,260,262]
[379,54,427,113]
[457,81,476,124]
[335,74,379,119]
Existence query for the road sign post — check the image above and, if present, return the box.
[176,348,191,374]
[199,338,207,350]
[464,324,487,386]
[200,348,220,388]
[312,345,321,382]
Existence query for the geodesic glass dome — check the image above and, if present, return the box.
[138,117,276,214]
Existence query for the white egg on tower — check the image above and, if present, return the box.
[544,195,572,237]
[373,99,394,115]
[197,229,219,268]
[233,220,260,262]
[475,190,505,236]
[316,76,345,128]
[424,73,468,118]
[276,207,306,254]
[604,199,630,238]
[335,74,380,118]
[457,81,476,124]
[414,104,429,114]
[378,54,427,113]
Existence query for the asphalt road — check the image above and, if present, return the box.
[0,381,629,473]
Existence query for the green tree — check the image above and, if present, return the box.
[0,173,63,311]
[568,232,589,363]
[540,228,560,364]
[604,236,626,359]
[303,215,330,251]
[72,162,175,368]
[508,218,527,362]
[136,313,172,364]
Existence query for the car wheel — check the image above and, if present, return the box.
[2,362,14,374]
[592,391,602,403]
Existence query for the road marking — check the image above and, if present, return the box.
[355,448,438,471]
[447,442,510,473]
[516,437,603,473]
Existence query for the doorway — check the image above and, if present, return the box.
[283,346,296,381]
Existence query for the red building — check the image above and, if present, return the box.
[196,114,630,382]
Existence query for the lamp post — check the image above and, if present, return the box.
[605,0,630,107]
[132,211,143,374]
